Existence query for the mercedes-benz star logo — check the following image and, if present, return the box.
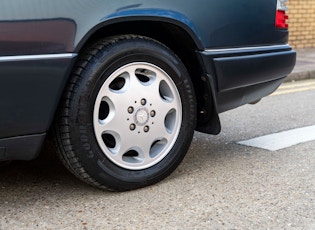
[134,107,149,126]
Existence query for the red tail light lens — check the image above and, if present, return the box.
[276,10,289,29]
[276,0,289,29]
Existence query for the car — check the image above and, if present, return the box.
[0,0,296,191]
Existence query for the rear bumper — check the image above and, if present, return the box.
[199,44,296,112]
[214,50,296,92]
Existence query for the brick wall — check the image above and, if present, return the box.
[287,0,315,48]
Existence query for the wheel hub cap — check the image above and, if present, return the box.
[93,62,182,170]
[134,107,149,126]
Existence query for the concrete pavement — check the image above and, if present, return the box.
[286,48,315,82]
[1,82,314,229]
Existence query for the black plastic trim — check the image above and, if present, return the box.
[195,46,296,133]
[214,50,296,92]
[0,134,45,161]
[217,77,285,113]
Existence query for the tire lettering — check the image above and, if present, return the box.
[80,135,88,142]
[79,126,94,158]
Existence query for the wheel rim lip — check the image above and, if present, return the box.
[93,62,182,170]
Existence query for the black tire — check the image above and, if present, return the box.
[53,35,196,191]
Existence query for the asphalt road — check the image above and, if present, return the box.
[1,80,315,229]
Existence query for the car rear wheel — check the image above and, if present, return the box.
[53,35,196,191]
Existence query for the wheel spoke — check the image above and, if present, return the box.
[97,89,129,111]
[137,134,158,160]
[151,117,173,140]
[94,112,129,137]
[114,133,154,165]
[127,68,160,101]
[115,133,135,155]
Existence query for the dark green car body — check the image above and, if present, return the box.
[0,0,295,161]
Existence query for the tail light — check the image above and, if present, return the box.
[276,0,289,29]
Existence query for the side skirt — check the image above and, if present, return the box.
[0,134,45,161]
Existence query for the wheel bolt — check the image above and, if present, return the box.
[150,110,156,117]
[130,124,136,131]
[128,107,134,114]
[141,99,147,106]
[144,126,150,132]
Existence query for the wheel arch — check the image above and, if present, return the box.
[71,16,221,134]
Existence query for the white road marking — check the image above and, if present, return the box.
[238,125,315,151]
